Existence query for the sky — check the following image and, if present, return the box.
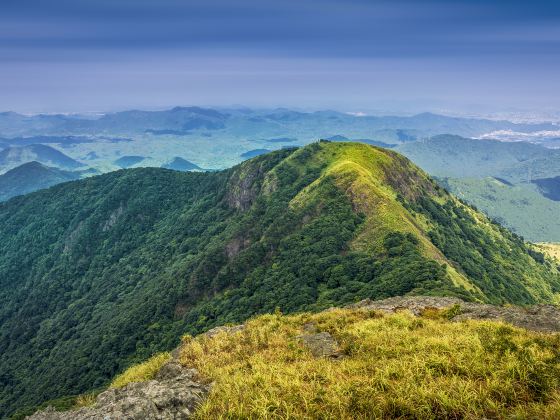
[1,0,559,114]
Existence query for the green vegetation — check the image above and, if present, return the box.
[177,307,560,419]
[0,161,80,202]
[110,352,171,389]
[439,177,560,242]
[397,135,560,242]
[1,141,559,418]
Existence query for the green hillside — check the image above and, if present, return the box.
[1,142,559,418]
[397,135,560,241]
[0,161,80,202]
[439,177,560,242]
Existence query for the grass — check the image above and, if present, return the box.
[110,352,171,389]
[538,243,560,261]
[74,393,97,408]
[176,307,560,419]
[284,142,478,293]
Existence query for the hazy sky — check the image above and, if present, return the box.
[1,0,559,114]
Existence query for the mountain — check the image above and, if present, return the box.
[533,176,560,201]
[0,108,556,140]
[1,142,558,418]
[161,157,203,171]
[0,162,80,202]
[114,155,145,168]
[395,135,560,241]
[0,144,85,173]
[439,177,560,242]
[90,107,228,134]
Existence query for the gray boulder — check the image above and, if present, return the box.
[28,363,209,420]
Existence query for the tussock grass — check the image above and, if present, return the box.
[74,393,97,408]
[179,307,560,419]
[110,352,171,388]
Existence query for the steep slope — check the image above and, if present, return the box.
[1,142,559,418]
[0,162,80,202]
[397,135,560,241]
[0,144,84,173]
[439,177,560,242]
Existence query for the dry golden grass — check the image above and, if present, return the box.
[538,243,560,261]
[177,307,560,419]
[74,393,97,408]
[110,352,171,389]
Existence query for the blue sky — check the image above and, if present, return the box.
[1,0,559,113]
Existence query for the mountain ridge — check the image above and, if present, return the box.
[1,141,558,417]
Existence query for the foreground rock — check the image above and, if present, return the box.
[28,362,209,420]
[349,296,560,332]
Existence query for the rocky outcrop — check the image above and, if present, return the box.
[297,331,342,358]
[203,323,245,338]
[28,362,209,420]
[294,322,342,358]
[349,296,560,332]
[225,163,266,211]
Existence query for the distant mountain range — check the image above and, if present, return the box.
[1,106,560,241]
[0,108,557,140]
[396,135,557,179]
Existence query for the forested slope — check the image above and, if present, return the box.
[1,141,559,418]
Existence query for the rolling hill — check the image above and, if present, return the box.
[0,162,80,202]
[161,157,203,171]
[113,155,146,168]
[1,142,558,417]
[396,135,553,178]
[0,144,85,173]
[439,177,560,242]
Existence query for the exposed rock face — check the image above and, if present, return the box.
[225,163,266,211]
[203,324,245,338]
[28,362,209,420]
[297,331,342,358]
[349,296,560,332]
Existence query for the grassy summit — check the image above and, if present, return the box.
[2,141,559,417]
[88,304,560,419]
